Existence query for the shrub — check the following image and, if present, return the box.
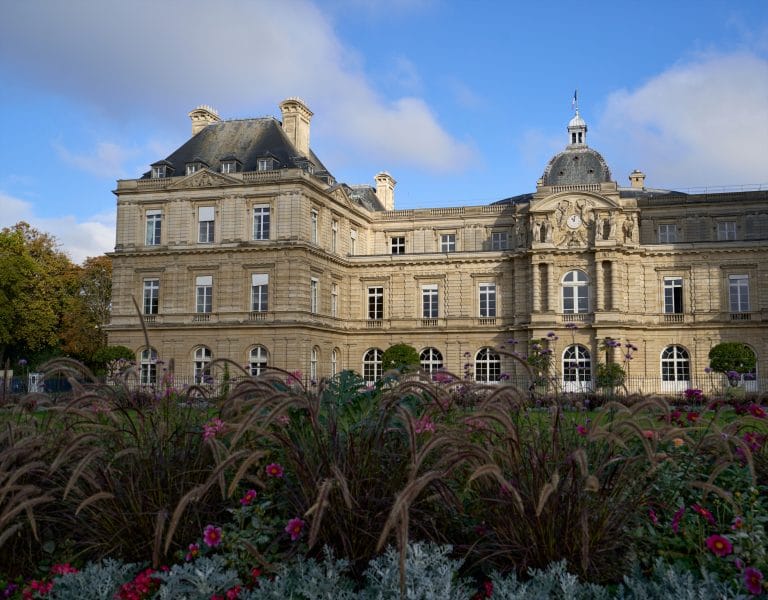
[708,342,756,385]
[381,344,420,372]
[595,362,625,390]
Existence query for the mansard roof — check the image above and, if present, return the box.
[141,117,331,179]
[541,147,612,186]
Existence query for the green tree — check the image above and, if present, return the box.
[381,343,420,371]
[708,342,756,385]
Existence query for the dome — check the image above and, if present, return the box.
[541,147,612,186]
[568,112,586,129]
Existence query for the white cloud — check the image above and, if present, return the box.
[598,53,768,189]
[0,0,470,173]
[53,141,140,179]
[0,192,115,264]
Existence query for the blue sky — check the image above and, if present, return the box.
[1,0,766,262]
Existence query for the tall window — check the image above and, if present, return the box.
[249,346,268,376]
[479,283,496,317]
[331,282,338,318]
[310,278,319,313]
[422,284,438,318]
[253,205,270,240]
[143,279,159,314]
[391,236,405,255]
[663,277,683,314]
[717,221,737,241]
[363,349,383,383]
[491,231,509,250]
[729,275,750,313]
[311,209,319,244]
[310,347,319,381]
[368,287,383,320]
[440,234,456,253]
[251,274,268,312]
[331,219,338,252]
[420,348,443,374]
[140,348,157,385]
[658,223,678,243]
[562,270,589,313]
[198,206,215,243]
[331,348,339,376]
[194,347,212,384]
[196,276,213,313]
[563,345,591,386]
[221,160,238,174]
[145,210,162,246]
[350,229,357,255]
[475,348,501,383]
[661,345,690,382]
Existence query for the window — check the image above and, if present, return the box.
[198,206,215,243]
[562,345,591,386]
[420,348,443,374]
[186,162,202,175]
[145,210,162,246]
[331,282,338,318]
[350,229,357,255]
[310,278,319,313]
[140,348,157,385]
[196,276,213,313]
[422,284,438,318]
[475,348,501,383]
[491,231,509,250]
[363,349,383,383]
[729,274,750,313]
[151,165,166,178]
[440,234,456,253]
[661,345,690,382]
[368,286,383,320]
[251,274,268,312]
[194,347,212,384]
[310,347,319,382]
[249,346,268,376]
[311,209,319,244]
[253,205,270,240]
[331,219,338,253]
[562,270,589,314]
[221,160,238,174]
[479,283,496,317]
[331,348,339,376]
[717,221,737,241]
[391,236,405,255]
[143,279,159,315]
[658,223,678,243]
[663,277,683,314]
[257,158,273,171]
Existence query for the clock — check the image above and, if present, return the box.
[566,214,582,229]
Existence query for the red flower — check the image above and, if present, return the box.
[266,463,284,478]
[240,489,258,506]
[50,563,78,576]
[692,503,716,525]
[705,534,733,557]
[686,411,699,423]
[748,404,766,419]
[744,567,763,595]
[285,517,305,541]
[203,524,223,547]
[225,585,242,599]
[576,424,588,436]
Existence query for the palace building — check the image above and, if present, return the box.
[108,98,768,392]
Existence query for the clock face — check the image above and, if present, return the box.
[566,214,582,229]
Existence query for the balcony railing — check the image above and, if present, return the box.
[420,318,438,327]
[663,313,684,323]
[730,312,752,321]
[192,314,211,323]
[143,315,157,324]
[366,319,383,328]
[477,317,497,326]
[249,311,269,321]
[561,313,592,323]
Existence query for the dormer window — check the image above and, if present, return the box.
[220,157,241,174]
[186,159,208,176]
[152,165,166,178]
[257,158,275,171]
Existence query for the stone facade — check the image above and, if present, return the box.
[108,99,768,393]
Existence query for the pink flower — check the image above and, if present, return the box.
[185,542,200,561]
[692,503,716,525]
[744,567,764,595]
[576,424,588,437]
[686,411,700,423]
[203,418,225,441]
[240,489,258,506]
[748,404,766,419]
[414,415,435,434]
[705,534,733,557]
[732,516,745,530]
[50,562,78,575]
[266,463,284,478]
[648,509,659,526]
[225,585,242,599]
[671,506,685,533]
[203,524,223,547]
[285,517,305,541]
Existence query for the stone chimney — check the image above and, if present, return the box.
[188,105,221,136]
[375,172,396,211]
[279,97,313,156]
[629,170,646,189]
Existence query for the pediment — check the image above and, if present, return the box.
[330,186,352,206]
[530,191,620,215]
[168,168,240,190]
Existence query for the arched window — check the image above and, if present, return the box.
[363,349,383,384]
[420,347,443,374]
[562,270,589,314]
[563,345,591,391]
[194,346,212,384]
[249,346,268,376]
[139,348,158,385]
[661,345,690,383]
[331,348,339,377]
[475,348,501,383]
[310,346,319,382]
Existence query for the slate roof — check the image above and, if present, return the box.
[541,147,612,186]
[141,117,332,179]
[345,184,386,211]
